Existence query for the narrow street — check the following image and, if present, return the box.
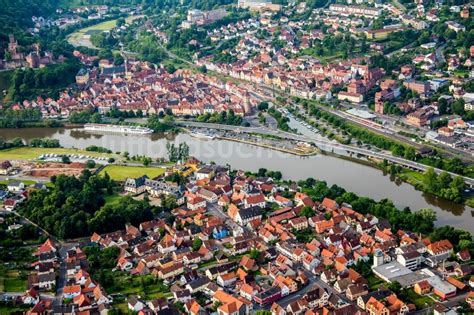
[53,242,78,307]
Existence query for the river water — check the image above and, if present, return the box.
[1,127,473,231]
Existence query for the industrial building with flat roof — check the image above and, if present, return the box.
[372,261,412,282]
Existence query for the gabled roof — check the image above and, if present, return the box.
[238,206,262,220]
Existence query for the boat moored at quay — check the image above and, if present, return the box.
[83,123,154,135]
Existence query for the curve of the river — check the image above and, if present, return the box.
[1,127,473,232]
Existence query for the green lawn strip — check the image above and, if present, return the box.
[0,179,53,188]
[104,193,123,205]
[198,259,217,269]
[367,274,385,290]
[112,302,129,314]
[0,147,114,160]
[102,272,170,300]
[68,15,140,45]
[0,304,30,314]
[0,179,37,186]
[0,269,27,292]
[399,169,425,186]
[69,19,118,39]
[98,165,166,181]
[404,289,434,309]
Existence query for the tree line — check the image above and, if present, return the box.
[166,142,190,162]
[0,137,60,150]
[422,167,466,204]
[268,107,293,132]
[301,100,471,177]
[18,170,151,239]
[196,109,243,126]
[29,138,60,148]
[5,59,81,103]
[0,108,42,128]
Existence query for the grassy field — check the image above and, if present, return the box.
[0,147,114,161]
[399,169,425,186]
[0,269,27,292]
[67,19,118,48]
[404,288,434,309]
[104,193,123,204]
[67,15,141,48]
[0,179,36,186]
[0,305,30,314]
[113,302,129,314]
[367,274,385,290]
[99,165,166,181]
[0,179,54,188]
[102,272,171,300]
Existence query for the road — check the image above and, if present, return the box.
[175,120,474,186]
[0,174,52,183]
[259,268,351,309]
[435,43,447,64]
[255,79,474,162]
[54,242,78,307]
[154,28,474,163]
[7,210,60,244]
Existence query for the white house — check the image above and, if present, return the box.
[128,297,145,312]
[7,182,24,192]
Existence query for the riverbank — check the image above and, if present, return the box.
[397,168,474,207]
[1,127,472,231]
[217,136,318,156]
[0,147,116,160]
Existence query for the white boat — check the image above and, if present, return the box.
[189,131,216,140]
[83,123,153,135]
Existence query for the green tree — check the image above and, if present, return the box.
[257,102,269,111]
[424,168,439,192]
[143,157,152,166]
[300,206,315,218]
[62,156,71,164]
[192,237,202,251]
[404,147,416,161]
[91,113,102,123]
[388,281,402,294]
[249,249,260,260]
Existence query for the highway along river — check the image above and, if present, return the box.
[2,127,473,232]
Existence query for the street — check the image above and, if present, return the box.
[175,120,474,186]
[53,242,78,307]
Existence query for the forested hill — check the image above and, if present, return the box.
[0,0,237,52]
[0,0,59,53]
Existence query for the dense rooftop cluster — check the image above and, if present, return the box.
[18,158,470,314]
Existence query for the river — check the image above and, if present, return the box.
[1,127,473,232]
